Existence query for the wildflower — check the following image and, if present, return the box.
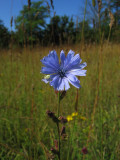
[72,112,78,117]
[81,147,88,154]
[41,50,87,91]
[66,115,73,122]
[46,110,55,118]
[59,116,68,124]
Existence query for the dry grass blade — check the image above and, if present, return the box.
[28,0,31,10]
[109,11,115,29]
[10,16,13,28]
[97,0,102,14]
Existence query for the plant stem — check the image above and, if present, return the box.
[107,27,111,44]
[57,92,61,160]
[81,0,87,47]
[58,92,60,117]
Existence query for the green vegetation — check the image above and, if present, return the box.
[0,0,120,159]
[15,1,49,46]
[0,20,10,48]
[0,44,120,159]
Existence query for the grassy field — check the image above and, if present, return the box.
[0,43,120,160]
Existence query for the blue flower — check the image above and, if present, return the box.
[41,50,87,91]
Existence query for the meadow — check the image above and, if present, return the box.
[0,43,120,160]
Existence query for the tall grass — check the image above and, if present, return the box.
[0,43,120,159]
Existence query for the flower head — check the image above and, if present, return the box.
[72,112,78,117]
[41,50,87,91]
[66,115,73,122]
[81,147,88,154]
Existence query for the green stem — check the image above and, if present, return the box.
[58,92,60,117]
[81,0,87,44]
[57,92,61,160]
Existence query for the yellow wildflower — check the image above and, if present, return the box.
[72,112,78,117]
[66,115,73,122]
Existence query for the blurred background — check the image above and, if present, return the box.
[0,0,120,48]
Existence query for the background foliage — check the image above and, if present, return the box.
[0,0,120,48]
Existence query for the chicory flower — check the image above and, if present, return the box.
[41,50,87,91]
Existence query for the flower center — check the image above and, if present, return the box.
[58,69,65,78]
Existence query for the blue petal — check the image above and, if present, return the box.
[57,78,64,91]
[41,50,59,70]
[42,79,49,83]
[41,67,56,74]
[41,59,57,70]
[67,50,75,60]
[57,78,70,91]
[70,62,87,70]
[50,50,59,65]
[65,54,82,71]
[70,54,81,65]
[63,78,70,90]
[66,74,81,89]
[57,77,71,91]
[50,75,60,90]
[50,76,70,91]
[64,50,75,67]
[78,62,87,69]
[60,50,65,66]
[68,79,81,88]
[66,73,78,82]
[68,69,87,76]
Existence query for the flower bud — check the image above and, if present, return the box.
[81,147,88,154]
[60,91,66,101]
[46,110,59,123]
[46,110,55,118]
[59,116,68,124]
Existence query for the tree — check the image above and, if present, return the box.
[78,0,120,42]
[15,1,49,46]
[43,15,76,45]
[0,20,10,49]
[67,17,76,44]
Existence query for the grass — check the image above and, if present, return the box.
[0,43,120,160]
